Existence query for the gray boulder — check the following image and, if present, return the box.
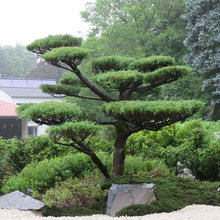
[106,183,156,216]
[0,191,44,210]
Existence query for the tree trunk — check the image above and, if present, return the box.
[211,103,220,121]
[112,123,129,177]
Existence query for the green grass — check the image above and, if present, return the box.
[41,176,220,217]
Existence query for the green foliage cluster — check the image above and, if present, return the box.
[129,56,175,72]
[59,71,82,86]
[115,177,220,216]
[94,65,192,92]
[103,100,202,127]
[0,136,65,174]
[49,121,99,143]
[145,66,192,84]
[27,34,82,55]
[42,47,89,67]
[163,120,220,181]
[0,138,9,185]
[92,56,135,74]
[0,136,70,188]
[40,84,80,97]
[17,101,82,125]
[95,70,144,90]
[1,153,95,193]
[123,156,171,177]
[43,172,107,209]
[127,120,220,181]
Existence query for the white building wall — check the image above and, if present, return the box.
[0,90,12,102]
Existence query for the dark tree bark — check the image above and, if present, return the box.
[112,123,130,176]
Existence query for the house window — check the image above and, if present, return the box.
[28,126,38,136]
[0,119,21,139]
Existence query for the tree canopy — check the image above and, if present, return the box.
[81,0,188,62]
[18,34,202,178]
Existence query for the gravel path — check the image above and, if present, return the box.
[0,205,220,220]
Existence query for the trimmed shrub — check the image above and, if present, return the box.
[1,153,95,193]
[126,120,220,181]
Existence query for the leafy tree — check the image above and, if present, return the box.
[18,34,202,178]
[182,0,220,120]
[81,0,188,62]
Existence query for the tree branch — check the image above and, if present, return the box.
[94,121,116,125]
[50,93,104,101]
[71,67,115,102]
[56,138,110,178]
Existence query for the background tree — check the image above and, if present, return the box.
[18,34,202,178]
[182,0,220,120]
[27,60,65,80]
[81,0,188,62]
[0,45,37,78]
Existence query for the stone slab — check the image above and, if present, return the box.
[106,183,156,216]
[0,191,44,211]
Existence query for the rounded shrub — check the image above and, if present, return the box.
[1,153,95,193]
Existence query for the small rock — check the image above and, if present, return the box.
[0,190,44,210]
[106,183,156,217]
[217,187,220,192]
[26,189,33,196]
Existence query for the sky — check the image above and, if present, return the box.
[0,0,95,46]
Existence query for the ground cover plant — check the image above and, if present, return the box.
[41,176,220,217]
[17,34,202,178]
[115,176,220,216]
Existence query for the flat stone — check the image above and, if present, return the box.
[106,183,156,216]
[0,191,44,211]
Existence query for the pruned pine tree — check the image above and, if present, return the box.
[18,35,202,178]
